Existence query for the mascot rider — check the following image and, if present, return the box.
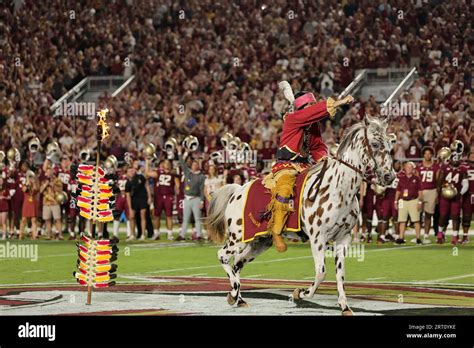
[266,81,354,252]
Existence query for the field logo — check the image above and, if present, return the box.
[325,242,365,262]
[0,242,38,262]
[53,101,96,119]
[381,102,420,119]
[18,322,56,341]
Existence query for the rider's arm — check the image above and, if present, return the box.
[286,96,353,127]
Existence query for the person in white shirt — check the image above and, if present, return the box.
[204,164,224,205]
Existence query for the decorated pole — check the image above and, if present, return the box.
[72,109,118,305]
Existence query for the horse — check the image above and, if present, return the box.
[205,115,396,315]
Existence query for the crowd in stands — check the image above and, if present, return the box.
[0,0,472,241]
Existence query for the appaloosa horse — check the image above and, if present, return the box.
[206,116,395,315]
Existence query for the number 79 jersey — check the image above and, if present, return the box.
[416,163,439,190]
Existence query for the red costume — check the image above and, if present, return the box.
[273,98,335,173]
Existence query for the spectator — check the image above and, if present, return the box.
[39,168,63,240]
[176,146,205,241]
[125,166,151,241]
[395,162,423,245]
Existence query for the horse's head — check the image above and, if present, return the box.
[363,115,396,186]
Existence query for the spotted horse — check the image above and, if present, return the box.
[206,116,396,315]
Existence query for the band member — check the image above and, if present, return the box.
[395,162,423,244]
[461,150,473,244]
[415,147,439,242]
[437,141,469,245]
[266,82,354,252]
[39,167,63,240]
[0,177,10,240]
[145,159,179,240]
[19,172,40,239]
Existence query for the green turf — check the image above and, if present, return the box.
[0,234,473,288]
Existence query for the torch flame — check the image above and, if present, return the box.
[97,108,110,140]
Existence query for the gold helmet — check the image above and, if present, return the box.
[79,148,91,162]
[55,191,68,205]
[164,137,178,153]
[7,148,20,162]
[329,143,339,157]
[441,183,458,200]
[372,183,386,196]
[450,140,464,162]
[104,155,118,170]
[228,136,241,151]
[182,135,199,152]
[26,170,36,180]
[220,132,234,149]
[46,141,61,160]
[143,143,156,160]
[437,147,451,162]
[28,137,41,153]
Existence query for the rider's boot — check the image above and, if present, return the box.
[271,199,290,252]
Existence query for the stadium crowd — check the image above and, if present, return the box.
[0,0,472,243]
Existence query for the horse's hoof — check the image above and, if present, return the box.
[292,288,304,300]
[342,307,354,316]
[227,292,237,306]
[237,300,249,308]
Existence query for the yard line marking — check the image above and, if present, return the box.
[365,277,386,281]
[187,273,208,277]
[23,270,44,273]
[419,274,474,283]
[245,274,265,278]
[145,245,429,274]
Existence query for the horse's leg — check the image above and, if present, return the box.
[293,233,327,300]
[335,233,353,315]
[232,237,273,306]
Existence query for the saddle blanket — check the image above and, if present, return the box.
[242,169,310,242]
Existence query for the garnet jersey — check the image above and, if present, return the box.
[461,161,474,194]
[5,171,18,198]
[416,162,439,190]
[405,140,421,159]
[440,163,467,192]
[116,169,128,192]
[56,167,71,192]
[14,171,26,201]
[154,169,175,196]
[241,166,257,181]
[385,171,405,200]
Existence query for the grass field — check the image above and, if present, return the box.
[1,233,472,287]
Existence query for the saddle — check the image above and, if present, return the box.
[241,161,328,243]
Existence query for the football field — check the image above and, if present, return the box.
[0,231,473,316]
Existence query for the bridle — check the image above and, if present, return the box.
[331,127,381,183]
[307,127,381,201]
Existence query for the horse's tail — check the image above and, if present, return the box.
[205,184,240,243]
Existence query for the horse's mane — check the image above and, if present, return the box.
[336,122,365,157]
[337,118,386,157]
